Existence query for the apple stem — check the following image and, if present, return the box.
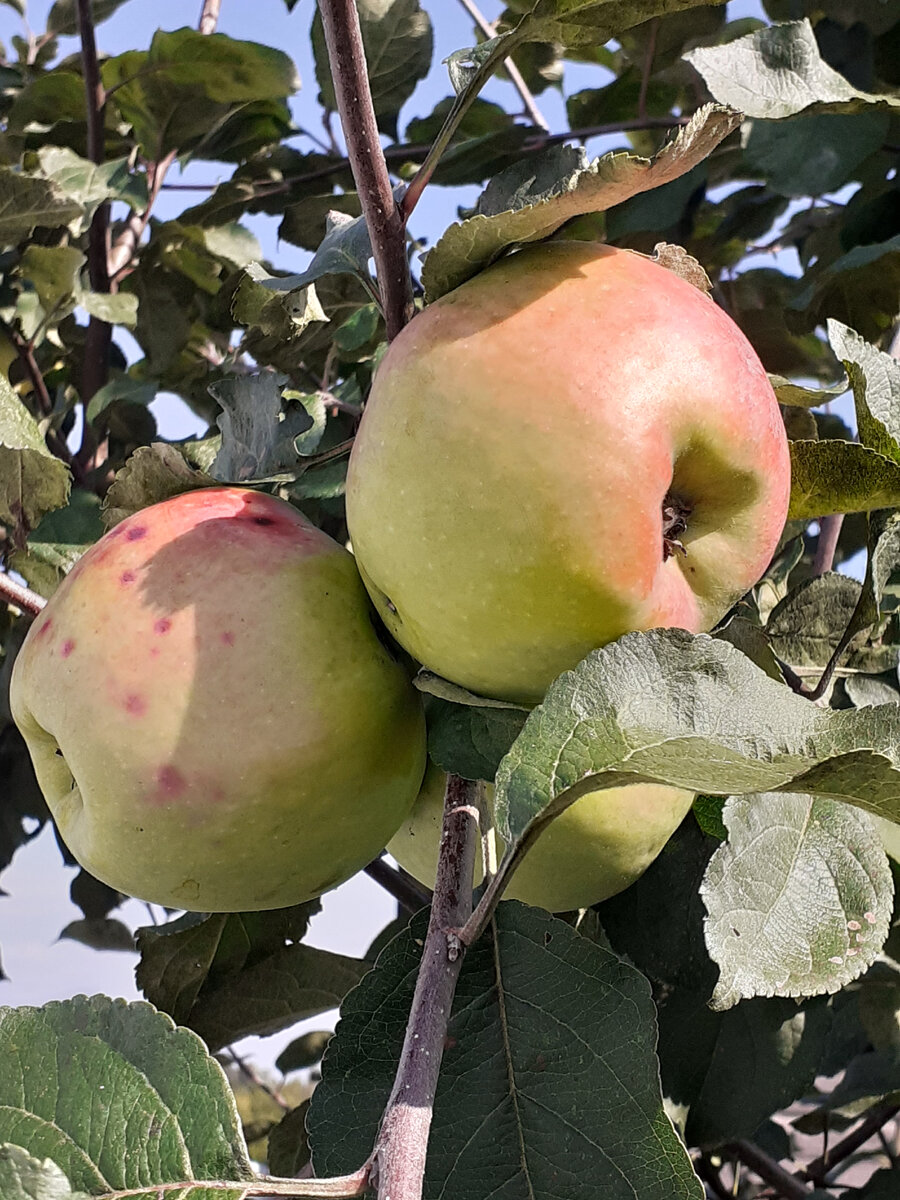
[0,572,47,616]
[371,774,480,1200]
[317,0,415,341]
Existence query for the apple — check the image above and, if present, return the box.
[11,487,427,912]
[346,242,791,704]
[389,762,696,912]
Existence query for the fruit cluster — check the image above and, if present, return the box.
[12,243,790,913]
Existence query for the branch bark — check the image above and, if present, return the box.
[365,855,432,914]
[371,775,480,1200]
[317,0,415,340]
[800,1102,900,1184]
[457,0,548,131]
[0,572,48,615]
[198,0,221,36]
[725,1140,813,1199]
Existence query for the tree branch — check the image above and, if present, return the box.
[0,572,48,616]
[725,1140,813,1199]
[198,0,221,36]
[811,513,844,576]
[457,0,548,131]
[317,0,413,340]
[365,855,431,914]
[76,0,112,468]
[800,1102,900,1184]
[371,775,480,1200]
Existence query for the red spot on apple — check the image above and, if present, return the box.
[126,526,148,541]
[156,765,186,795]
[60,639,76,658]
[120,570,136,586]
[150,647,160,658]
[124,694,146,716]
[154,618,172,635]
[220,630,235,646]
[36,619,52,638]
[253,516,276,526]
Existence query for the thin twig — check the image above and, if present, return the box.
[457,0,548,131]
[812,514,844,576]
[198,0,221,36]
[0,572,48,615]
[223,1047,290,1112]
[371,775,480,1200]
[726,1140,812,1199]
[364,855,431,914]
[76,0,112,467]
[800,1102,900,1184]
[637,18,659,120]
[694,1155,732,1200]
[0,319,82,477]
[317,0,414,340]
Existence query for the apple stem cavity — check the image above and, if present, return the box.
[662,494,692,560]
[371,773,479,1200]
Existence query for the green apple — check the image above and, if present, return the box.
[11,487,426,912]
[389,762,696,912]
[346,242,791,704]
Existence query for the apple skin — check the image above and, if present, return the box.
[10,488,427,912]
[389,762,695,912]
[346,242,791,704]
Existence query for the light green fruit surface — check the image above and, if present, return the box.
[389,762,696,912]
[11,487,426,912]
[346,241,791,704]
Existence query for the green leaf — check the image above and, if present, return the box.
[231,263,328,350]
[685,19,900,118]
[265,1102,310,1178]
[136,908,367,1052]
[0,1144,88,1200]
[57,919,135,953]
[275,1032,332,1074]
[312,0,433,139]
[494,628,900,870]
[47,0,132,36]
[0,169,83,247]
[766,572,894,673]
[266,209,375,292]
[517,0,725,47]
[32,147,148,218]
[85,377,157,425]
[427,698,528,782]
[209,372,317,483]
[704,793,894,1008]
[9,490,103,596]
[770,374,849,408]
[17,244,84,317]
[102,443,216,528]
[788,439,900,520]
[789,235,900,344]
[0,377,70,548]
[422,103,740,300]
[79,291,138,327]
[829,320,900,462]
[278,192,362,252]
[0,995,254,1196]
[309,903,703,1199]
[742,111,890,198]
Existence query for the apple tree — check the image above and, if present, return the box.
[0,1,899,1198]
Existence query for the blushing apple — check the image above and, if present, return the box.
[11,488,426,912]
[389,762,696,912]
[346,242,791,704]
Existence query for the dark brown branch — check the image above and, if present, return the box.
[371,775,479,1200]
[0,572,48,615]
[317,0,414,341]
[812,513,844,576]
[800,1102,900,1184]
[365,855,431,914]
[726,1140,813,1199]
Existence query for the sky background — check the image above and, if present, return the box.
[0,0,841,1077]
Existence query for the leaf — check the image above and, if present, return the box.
[703,793,894,1008]
[427,698,528,782]
[9,490,103,596]
[275,1032,332,1074]
[0,377,70,548]
[789,236,900,345]
[265,1102,310,1178]
[493,628,900,871]
[422,104,741,300]
[770,374,849,408]
[788,439,900,520]
[0,1144,88,1200]
[309,903,703,1199]
[17,246,84,316]
[829,320,900,463]
[102,443,217,528]
[312,0,433,139]
[209,373,316,483]
[232,264,328,350]
[766,573,891,673]
[47,0,132,36]
[264,210,375,293]
[742,111,890,198]
[0,169,83,247]
[0,995,254,1197]
[33,147,148,218]
[57,919,135,953]
[517,0,722,48]
[85,377,157,425]
[79,291,138,327]
[685,19,900,118]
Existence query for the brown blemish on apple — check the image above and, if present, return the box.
[124,694,146,716]
[120,570,136,586]
[156,764,186,795]
[61,639,76,658]
[220,630,235,646]
[252,515,276,526]
[154,617,172,635]
[126,526,148,541]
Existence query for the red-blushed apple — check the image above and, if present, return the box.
[389,762,696,912]
[11,488,427,912]
[346,241,791,704]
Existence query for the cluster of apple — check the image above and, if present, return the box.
[11,243,791,914]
